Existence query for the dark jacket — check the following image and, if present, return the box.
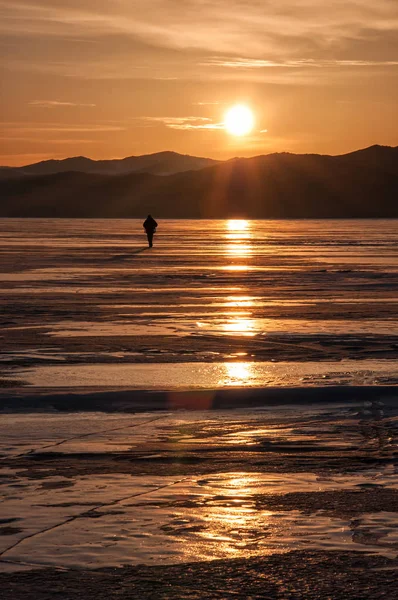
[143,216,158,232]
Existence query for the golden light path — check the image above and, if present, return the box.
[222,220,257,352]
[195,219,258,383]
[226,244,253,256]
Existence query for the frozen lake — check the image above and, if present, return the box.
[1,218,397,392]
[1,220,398,579]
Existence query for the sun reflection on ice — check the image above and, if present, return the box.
[225,232,252,240]
[225,296,255,308]
[225,220,252,257]
[227,219,249,231]
[223,318,256,336]
[195,473,273,556]
[226,244,253,256]
[223,362,255,385]
[222,265,251,271]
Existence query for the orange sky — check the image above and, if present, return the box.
[1,0,398,166]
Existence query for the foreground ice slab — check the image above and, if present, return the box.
[1,405,397,571]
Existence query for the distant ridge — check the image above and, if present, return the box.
[0,145,397,218]
[0,151,219,178]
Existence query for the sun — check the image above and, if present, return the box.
[224,105,254,136]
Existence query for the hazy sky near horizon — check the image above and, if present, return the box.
[1,0,397,165]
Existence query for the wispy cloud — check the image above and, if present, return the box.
[136,115,270,132]
[137,116,224,130]
[206,58,398,69]
[194,102,221,106]
[0,122,126,149]
[1,1,397,79]
[29,100,96,108]
[0,136,97,144]
[171,122,224,131]
[2,1,397,50]
[1,125,124,132]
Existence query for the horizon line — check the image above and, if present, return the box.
[1,143,397,169]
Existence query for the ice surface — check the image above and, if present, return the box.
[1,220,397,574]
[1,218,397,392]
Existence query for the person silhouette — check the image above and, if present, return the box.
[143,214,158,248]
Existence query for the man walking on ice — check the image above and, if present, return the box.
[143,214,158,248]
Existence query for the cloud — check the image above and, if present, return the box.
[2,1,397,51]
[136,115,270,132]
[0,0,398,81]
[29,100,96,108]
[0,136,97,144]
[171,123,224,130]
[20,126,122,132]
[0,122,125,133]
[137,116,224,130]
[205,58,398,69]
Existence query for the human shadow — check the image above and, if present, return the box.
[106,248,148,261]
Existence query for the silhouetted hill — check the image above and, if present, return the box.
[0,151,218,177]
[0,146,397,218]
[339,144,398,173]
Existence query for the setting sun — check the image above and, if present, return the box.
[224,105,254,136]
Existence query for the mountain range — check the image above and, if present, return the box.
[0,151,218,178]
[0,146,397,218]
